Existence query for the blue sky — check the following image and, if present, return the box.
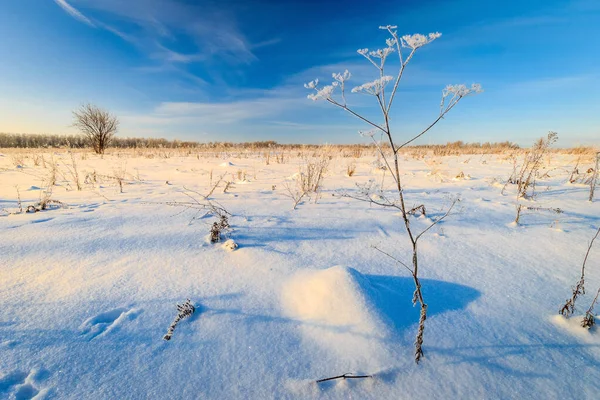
[0,0,598,145]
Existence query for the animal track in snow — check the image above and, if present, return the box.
[0,368,50,400]
[80,307,142,340]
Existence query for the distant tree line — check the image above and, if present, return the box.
[0,132,282,149]
[411,140,520,150]
[0,132,520,151]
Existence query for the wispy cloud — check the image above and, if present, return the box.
[53,0,95,27]
[153,96,302,124]
[52,0,277,66]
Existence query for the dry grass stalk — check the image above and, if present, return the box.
[346,161,357,177]
[582,288,600,329]
[559,226,600,317]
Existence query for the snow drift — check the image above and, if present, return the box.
[281,266,396,368]
[281,265,387,336]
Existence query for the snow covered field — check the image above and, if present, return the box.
[1,148,600,399]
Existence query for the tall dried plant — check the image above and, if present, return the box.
[304,25,481,363]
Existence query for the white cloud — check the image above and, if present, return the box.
[152,96,302,123]
[52,0,278,67]
[53,0,95,27]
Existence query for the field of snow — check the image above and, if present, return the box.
[1,148,600,399]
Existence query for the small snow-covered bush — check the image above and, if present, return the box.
[299,157,329,194]
[163,299,195,341]
[560,227,600,325]
[503,132,558,223]
[210,215,230,243]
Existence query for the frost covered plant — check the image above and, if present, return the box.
[504,132,558,224]
[210,215,230,243]
[163,299,195,341]
[560,226,600,318]
[582,288,600,329]
[304,25,481,363]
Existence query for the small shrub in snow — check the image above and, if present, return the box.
[582,288,600,329]
[559,226,600,320]
[163,299,195,341]
[210,215,230,243]
[10,154,25,168]
[346,161,357,177]
[26,186,65,213]
[300,156,329,194]
[282,180,308,210]
[502,132,558,223]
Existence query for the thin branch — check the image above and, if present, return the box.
[583,226,600,270]
[340,192,400,210]
[316,373,372,383]
[386,47,417,113]
[371,245,413,273]
[415,199,457,241]
[367,134,399,185]
[325,98,387,134]
[397,99,461,151]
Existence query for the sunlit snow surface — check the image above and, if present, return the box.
[1,149,600,399]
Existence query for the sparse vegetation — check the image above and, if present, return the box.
[163,299,195,341]
[503,132,558,224]
[346,161,357,177]
[210,215,231,243]
[559,226,600,319]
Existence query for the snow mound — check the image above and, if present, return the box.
[550,315,599,342]
[222,239,238,251]
[282,266,386,336]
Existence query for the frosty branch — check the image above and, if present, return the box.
[304,25,481,363]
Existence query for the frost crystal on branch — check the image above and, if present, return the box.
[369,47,395,59]
[351,76,394,95]
[303,79,319,89]
[307,84,336,101]
[401,32,442,49]
[443,83,483,97]
[332,70,351,83]
[440,84,483,114]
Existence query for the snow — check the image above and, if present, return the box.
[1,149,600,398]
[551,315,600,342]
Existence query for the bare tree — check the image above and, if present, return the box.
[72,104,119,154]
[304,25,481,363]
